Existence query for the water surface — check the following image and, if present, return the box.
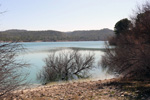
[19,41,113,84]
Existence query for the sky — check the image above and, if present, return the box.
[0,0,146,32]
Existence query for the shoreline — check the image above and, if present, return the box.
[5,78,150,100]
[0,40,105,43]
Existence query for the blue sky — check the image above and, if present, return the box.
[0,0,146,31]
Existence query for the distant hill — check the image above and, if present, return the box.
[67,28,114,41]
[0,28,114,42]
[0,30,66,42]
[5,29,27,33]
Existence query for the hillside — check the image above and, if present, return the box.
[67,28,114,41]
[0,28,114,42]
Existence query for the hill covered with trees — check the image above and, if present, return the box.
[66,28,114,41]
[0,28,114,42]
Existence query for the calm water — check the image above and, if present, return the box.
[19,41,113,84]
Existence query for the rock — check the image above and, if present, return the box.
[3,98,6,100]
[141,97,145,100]
[124,94,128,96]
[135,90,139,93]
[121,94,124,97]
[19,91,23,94]
[124,92,128,96]
[109,94,113,97]
[109,86,112,89]
[98,86,104,89]
[103,92,108,95]
[36,93,42,97]
[25,95,29,98]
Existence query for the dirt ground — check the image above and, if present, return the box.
[2,78,150,100]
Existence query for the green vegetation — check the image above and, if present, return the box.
[0,30,67,42]
[0,28,114,42]
[67,28,114,41]
[114,18,131,36]
[109,18,131,45]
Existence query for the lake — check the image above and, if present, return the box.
[19,41,113,84]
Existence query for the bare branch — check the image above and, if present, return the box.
[37,50,95,84]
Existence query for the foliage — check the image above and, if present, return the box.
[67,28,114,41]
[0,29,114,42]
[37,50,95,84]
[101,2,150,79]
[114,18,131,36]
[109,18,131,45]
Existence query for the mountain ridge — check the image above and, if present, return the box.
[0,28,114,42]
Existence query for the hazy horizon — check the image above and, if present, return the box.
[2,27,113,32]
[0,0,145,31]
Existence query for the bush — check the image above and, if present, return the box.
[0,43,28,98]
[37,50,95,84]
[101,2,150,79]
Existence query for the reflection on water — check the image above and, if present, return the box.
[19,41,113,84]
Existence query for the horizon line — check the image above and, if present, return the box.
[1,28,114,32]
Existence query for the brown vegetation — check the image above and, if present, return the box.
[37,50,95,84]
[101,1,150,79]
[0,43,28,98]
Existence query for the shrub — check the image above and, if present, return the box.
[37,50,95,84]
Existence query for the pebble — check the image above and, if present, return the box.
[121,94,124,97]
[25,95,29,98]
[104,93,108,95]
[135,90,139,93]
[109,94,113,97]
[5,79,142,100]
[141,97,145,100]
[109,86,112,89]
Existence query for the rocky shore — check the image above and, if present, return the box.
[3,78,150,100]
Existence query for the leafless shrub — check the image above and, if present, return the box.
[101,1,150,79]
[108,36,117,45]
[0,42,28,98]
[37,50,95,84]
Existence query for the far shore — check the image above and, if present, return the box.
[0,40,106,43]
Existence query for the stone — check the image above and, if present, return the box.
[109,94,113,97]
[141,97,145,100]
[121,94,124,97]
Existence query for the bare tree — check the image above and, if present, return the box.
[37,50,95,84]
[0,42,28,98]
[101,1,150,79]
